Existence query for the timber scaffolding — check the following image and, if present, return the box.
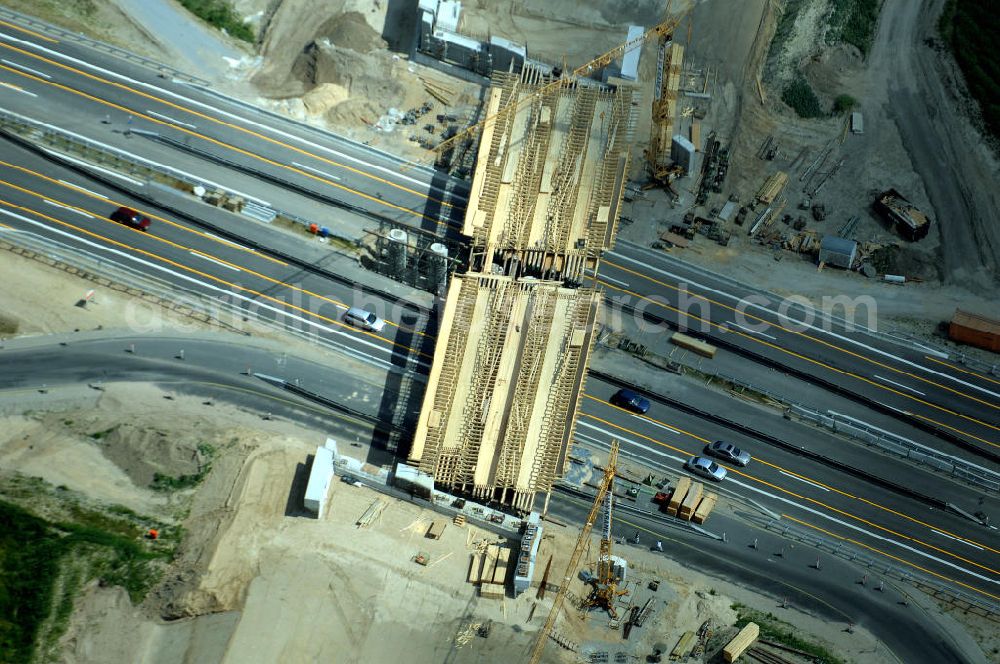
[463,65,634,282]
[408,273,601,513]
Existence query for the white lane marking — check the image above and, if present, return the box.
[779,471,830,492]
[642,417,680,436]
[56,179,110,199]
[19,114,268,203]
[0,31,463,202]
[1,58,50,78]
[932,530,984,551]
[291,161,341,181]
[577,420,1000,586]
[597,273,630,288]
[43,199,93,218]
[874,374,926,396]
[726,321,777,340]
[0,206,431,373]
[0,80,36,96]
[608,247,1000,401]
[49,152,144,185]
[203,232,253,252]
[147,109,197,129]
[190,251,240,272]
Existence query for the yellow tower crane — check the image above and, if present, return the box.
[433,6,691,159]
[527,440,623,664]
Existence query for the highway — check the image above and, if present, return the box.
[0,19,469,234]
[0,334,983,663]
[0,137,437,377]
[579,376,1000,610]
[0,7,997,655]
[598,240,1000,461]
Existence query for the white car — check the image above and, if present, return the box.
[344,307,386,333]
[685,456,727,482]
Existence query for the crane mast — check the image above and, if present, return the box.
[527,441,624,664]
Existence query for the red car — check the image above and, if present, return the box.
[109,206,151,231]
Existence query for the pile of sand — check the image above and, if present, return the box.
[314,11,385,53]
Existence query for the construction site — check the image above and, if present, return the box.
[2,0,998,662]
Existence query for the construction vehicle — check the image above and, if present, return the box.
[434,4,691,159]
[583,444,629,618]
[527,441,625,664]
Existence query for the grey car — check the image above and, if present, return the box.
[705,440,752,467]
[684,456,727,482]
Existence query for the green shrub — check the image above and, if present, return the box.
[782,76,825,118]
[833,94,857,113]
[177,0,255,43]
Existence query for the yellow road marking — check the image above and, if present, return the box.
[0,19,58,43]
[924,355,1000,388]
[604,259,1000,413]
[580,404,1000,570]
[0,42,456,218]
[0,177,430,338]
[597,278,1000,449]
[0,196,433,360]
[0,157,287,266]
[783,513,1000,603]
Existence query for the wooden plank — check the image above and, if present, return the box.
[723,622,759,663]
[670,631,696,660]
[691,492,717,524]
[468,553,483,584]
[679,481,703,520]
[667,476,691,515]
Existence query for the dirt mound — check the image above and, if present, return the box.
[97,423,202,488]
[315,11,385,53]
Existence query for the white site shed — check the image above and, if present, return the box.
[304,444,335,518]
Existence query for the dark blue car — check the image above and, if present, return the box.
[610,388,651,414]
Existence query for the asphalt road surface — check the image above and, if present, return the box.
[597,240,1000,461]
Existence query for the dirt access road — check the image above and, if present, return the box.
[870,0,1000,292]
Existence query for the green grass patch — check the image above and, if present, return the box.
[0,499,172,662]
[732,603,847,664]
[939,0,1000,141]
[766,0,811,69]
[782,75,825,118]
[828,0,883,56]
[178,0,255,43]
[151,468,210,492]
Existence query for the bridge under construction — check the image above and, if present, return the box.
[409,65,634,512]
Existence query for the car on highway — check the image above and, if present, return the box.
[109,206,151,231]
[684,456,727,482]
[610,388,650,414]
[344,306,386,333]
[705,440,751,467]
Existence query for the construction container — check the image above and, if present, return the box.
[723,622,760,662]
[818,236,858,270]
[850,112,864,134]
[949,309,1000,352]
[874,189,930,241]
[678,481,704,521]
[666,476,691,516]
[671,332,717,359]
[692,492,717,524]
[303,445,335,518]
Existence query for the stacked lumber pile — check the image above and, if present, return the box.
[663,478,718,524]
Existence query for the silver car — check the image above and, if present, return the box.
[344,306,386,333]
[685,456,727,482]
[706,440,752,467]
